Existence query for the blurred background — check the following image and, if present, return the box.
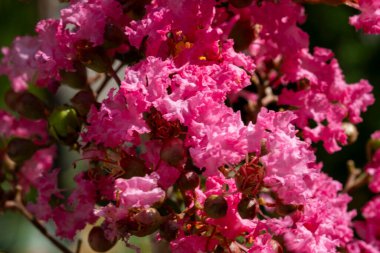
[0,0,380,252]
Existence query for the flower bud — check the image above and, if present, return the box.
[367,134,380,160]
[342,122,358,144]
[70,90,96,117]
[119,155,147,179]
[204,195,228,219]
[229,0,254,8]
[159,220,179,242]
[229,19,255,51]
[160,138,186,167]
[177,171,200,191]
[7,138,38,164]
[237,197,257,219]
[129,208,162,237]
[48,106,81,145]
[269,239,284,253]
[60,61,87,89]
[5,90,48,119]
[88,226,117,252]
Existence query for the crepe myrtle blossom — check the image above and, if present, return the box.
[0,0,380,252]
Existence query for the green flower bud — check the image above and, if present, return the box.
[88,226,117,252]
[7,138,38,164]
[204,195,228,219]
[48,106,81,145]
[237,197,257,219]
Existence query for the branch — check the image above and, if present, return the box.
[343,160,370,193]
[96,62,125,96]
[5,186,74,253]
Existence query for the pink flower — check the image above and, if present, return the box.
[171,235,216,253]
[19,146,56,191]
[52,173,98,239]
[0,36,39,92]
[350,0,380,34]
[60,0,123,46]
[248,108,318,204]
[115,173,165,208]
[198,176,256,239]
[266,173,354,253]
[278,48,374,153]
[27,169,62,221]
[366,131,380,193]
[350,197,380,252]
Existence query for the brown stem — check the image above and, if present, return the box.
[75,239,82,253]
[344,160,370,193]
[5,187,74,253]
[109,67,122,87]
[96,62,124,96]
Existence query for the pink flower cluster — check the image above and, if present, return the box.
[0,0,380,252]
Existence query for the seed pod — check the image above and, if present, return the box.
[229,0,254,8]
[237,197,257,219]
[159,220,179,242]
[7,138,39,164]
[88,226,117,252]
[204,195,228,219]
[129,208,162,237]
[342,122,358,144]
[160,138,186,167]
[177,171,200,191]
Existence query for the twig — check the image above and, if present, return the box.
[344,160,370,193]
[96,62,124,96]
[5,186,74,253]
[109,67,122,87]
[75,239,82,253]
